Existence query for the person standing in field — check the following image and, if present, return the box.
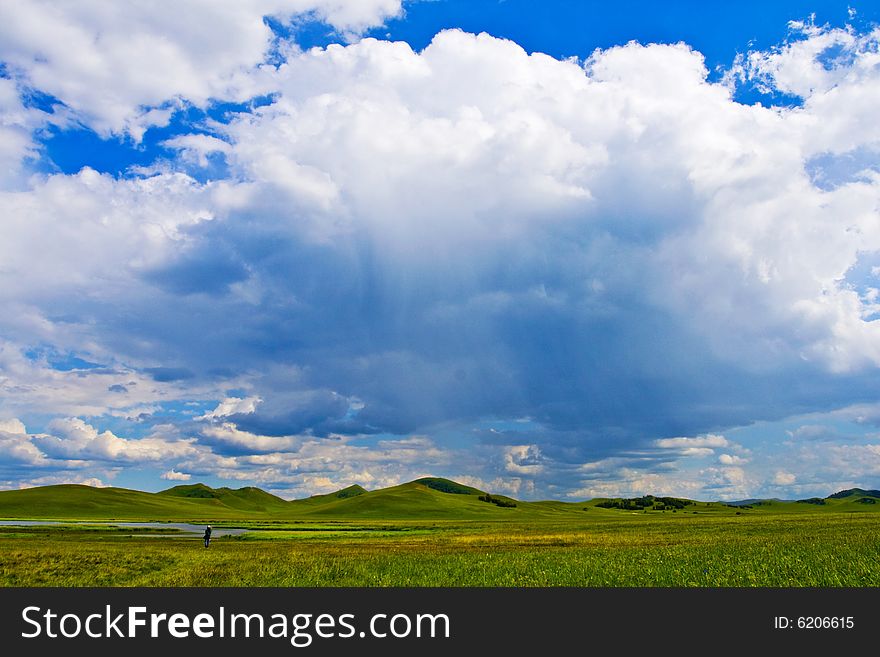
[204,525,212,548]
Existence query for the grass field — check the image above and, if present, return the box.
[2,479,880,587]
[2,513,879,587]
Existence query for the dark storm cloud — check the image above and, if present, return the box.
[144,367,195,383]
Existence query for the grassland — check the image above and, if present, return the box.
[2,479,880,586]
[2,514,879,586]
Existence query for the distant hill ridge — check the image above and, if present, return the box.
[826,488,880,499]
[413,477,482,495]
[0,480,879,521]
[0,477,525,521]
[160,483,287,504]
[303,484,367,504]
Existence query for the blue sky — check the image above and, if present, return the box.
[1,1,880,500]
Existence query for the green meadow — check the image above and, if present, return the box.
[2,478,880,586]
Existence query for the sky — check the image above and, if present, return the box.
[1,1,880,501]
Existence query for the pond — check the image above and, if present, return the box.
[0,520,248,537]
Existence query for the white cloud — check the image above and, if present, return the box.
[503,444,544,475]
[0,0,403,137]
[570,468,704,500]
[199,422,301,452]
[0,420,47,465]
[0,339,231,420]
[817,443,880,480]
[787,424,841,441]
[699,465,755,499]
[732,24,880,154]
[572,436,762,500]
[13,475,108,489]
[171,431,456,498]
[162,134,233,167]
[160,469,192,481]
[571,448,760,500]
[734,21,857,99]
[455,474,534,497]
[0,77,44,188]
[225,32,608,243]
[773,470,797,486]
[199,396,263,420]
[34,417,199,463]
[0,418,26,434]
[0,169,214,307]
[655,435,729,450]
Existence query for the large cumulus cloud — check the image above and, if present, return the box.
[2,18,880,497]
[202,29,880,438]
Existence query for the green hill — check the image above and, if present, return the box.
[290,480,518,519]
[158,484,289,512]
[0,484,235,520]
[827,488,880,500]
[0,479,574,521]
[289,480,595,519]
[0,483,297,520]
[295,484,368,507]
[158,483,219,499]
[2,481,880,521]
[412,477,483,495]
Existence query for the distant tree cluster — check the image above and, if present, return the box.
[595,495,692,511]
[796,498,826,505]
[478,494,517,508]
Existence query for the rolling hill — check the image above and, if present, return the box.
[0,484,248,520]
[158,483,289,512]
[287,479,523,519]
[1,479,880,521]
[826,488,880,500]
